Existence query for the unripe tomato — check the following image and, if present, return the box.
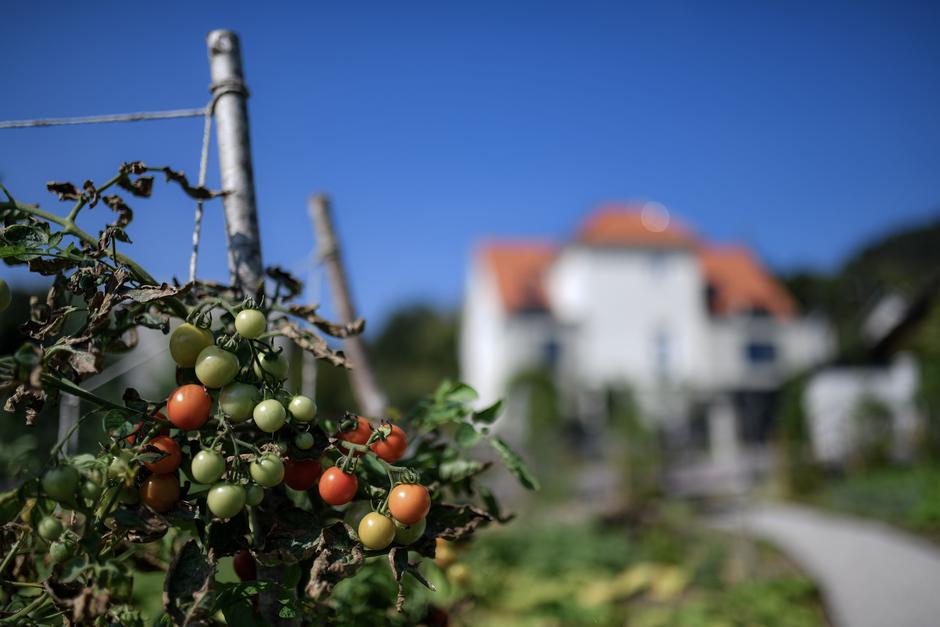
[358,512,396,550]
[288,395,317,422]
[80,479,103,501]
[294,432,315,450]
[169,323,214,367]
[371,424,408,463]
[394,517,426,545]
[143,435,182,475]
[249,454,284,487]
[0,278,11,312]
[195,346,239,389]
[167,385,212,430]
[343,501,373,534]
[283,458,322,491]
[37,516,64,542]
[219,382,258,423]
[42,466,79,503]
[319,467,358,506]
[49,540,74,563]
[388,483,431,525]
[339,416,372,456]
[253,399,286,433]
[139,474,180,513]
[253,351,289,382]
[120,484,140,505]
[245,484,264,507]
[235,309,267,339]
[233,549,257,581]
[207,483,246,519]
[191,449,226,484]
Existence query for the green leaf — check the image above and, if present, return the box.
[445,383,478,404]
[455,422,481,448]
[489,436,540,490]
[472,400,503,424]
[164,539,214,624]
[439,458,489,482]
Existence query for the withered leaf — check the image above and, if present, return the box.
[285,304,364,338]
[82,180,99,207]
[124,282,191,303]
[277,321,350,368]
[265,266,303,300]
[111,507,170,543]
[388,547,436,613]
[46,181,81,201]
[67,350,100,376]
[102,194,133,227]
[4,383,46,425]
[164,539,214,625]
[305,523,364,600]
[117,174,154,198]
[27,256,73,276]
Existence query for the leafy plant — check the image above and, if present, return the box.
[0,164,536,625]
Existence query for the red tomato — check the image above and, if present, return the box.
[166,385,212,431]
[143,435,182,475]
[339,416,372,455]
[233,549,257,581]
[387,483,431,525]
[318,467,358,506]
[283,458,322,491]
[370,424,408,462]
[139,473,180,513]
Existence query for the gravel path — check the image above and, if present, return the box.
[710,503,940,627]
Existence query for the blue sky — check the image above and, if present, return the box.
[3,1,939,328]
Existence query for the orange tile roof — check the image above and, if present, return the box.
[480,242,557,313]
[698,245,796,319]
[576,203,697,248]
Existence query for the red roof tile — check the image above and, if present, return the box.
[576,203,697,248]
[698,245,796,319]
[480,242,556,313]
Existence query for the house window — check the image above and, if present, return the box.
[654,328,671,378]
[745,342,776,364]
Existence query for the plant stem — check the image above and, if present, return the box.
[0,592,51,624]
[41,374,127,412]
[0,534,25,576]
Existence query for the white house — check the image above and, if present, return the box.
[460,203,833,467]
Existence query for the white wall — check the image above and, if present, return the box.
[459,257,508,407]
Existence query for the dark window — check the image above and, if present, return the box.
[705,284,719,313]
[542,339,560,367]
[745,342,776,364]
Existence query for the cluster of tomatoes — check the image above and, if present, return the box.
[36,306,434,568]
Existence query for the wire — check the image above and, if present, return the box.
[0,108,207,129]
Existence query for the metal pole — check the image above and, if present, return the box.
[206,30,263,293]
[309,194,387,417]
[57,394,80,456]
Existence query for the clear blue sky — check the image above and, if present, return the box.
[3,1,939,327]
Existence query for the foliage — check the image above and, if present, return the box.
[0,164,535,624]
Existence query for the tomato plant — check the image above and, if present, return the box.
[0,163,537,625]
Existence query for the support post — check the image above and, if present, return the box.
[57,394,80,456]
[309,194,387,416]
[207,30,263,293]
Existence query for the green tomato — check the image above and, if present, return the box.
[49,540,74,563]
[107,454,133,483]
[195,346,240,389]
[192,449,226,484]
[294,432,315,450]
[358,512,396,550]
[169,323,214,368]
[235,309,267,339]
[37,516,64,542]
[0,278,10,312]
[249,454,285,488]
[80,479,103,502]
[252,351,289,382]
[343,501,373,535]
[219,382,259,423]
[207,483,246,519]
[288,395,317,422]
[253,399,286,433]
[119,485,140,505]
[42,466,79,503]
[245,484,265,507]
[394,517,426,545]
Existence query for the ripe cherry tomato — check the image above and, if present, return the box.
[38,516,64,542]
[42,466,79,503]
[339,416,372,456]
[253,399,286,433]
[166,385,212,430]
[235,309,267,339]
[191,449,226,484]
[207,483,246,519]
[394,517,426,546]
[219,382,258,423]
[139,474,180,513]
[318,467,358,506]
[288,395,317,422]
[294,432,315,450]
[0,278,11,312]
[233,549,257,581]
[283,458,322,491]
[253,350,289,382]
[143,435,182,475]
[249,454,285,488]
[388,483,431,525]
[245,484,264,507]
[195,346,239,389]
[169,323,214,367]
[371,424,408,463]
[358,512,396,550]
